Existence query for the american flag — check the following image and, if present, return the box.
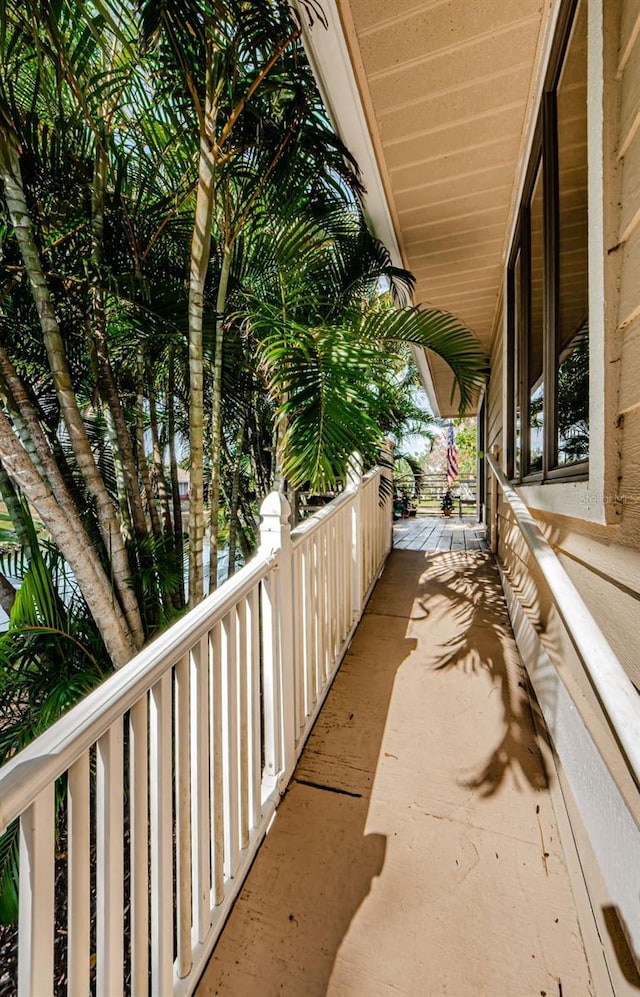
[446,421,459,487]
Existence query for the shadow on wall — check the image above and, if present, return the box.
[411,548,552,797]
[603,906,640,988]
[198,598,417,997]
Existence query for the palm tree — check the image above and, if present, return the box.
[233,198,487,491]
[0,0,155,655]
[138,0,350,595]
[0,0,487,667]
[0,0,193,644]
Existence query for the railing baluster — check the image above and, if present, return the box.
[368,484,374,582]
[325,529,332,677]
[67,753,90,997]
[348,457,363,619]
[323,523,331,666]
[18,784,55,997]
[328,520,336,661]
[361,487,367,592]
[364,481,375,591]
[210,622,225,905]
[341,508,347,638]
[261,567,282,791]
[237,598,250,850]
[129,696,149,992]
[312,535,324,703]
[175,651,192,977]
[302,539,313,718]
[96,723,124,997]
[338,511,344,642]
[319,532,328,684]
[336,511,343,646]
[368,485,375,580]
[222,608,240,878]
[346,505,351,623]
[191,634,212,940]
[247,586,261,828]
[150,673,173,996]
[293,547,304,735]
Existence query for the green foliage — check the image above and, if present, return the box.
[236,208,486,490]
[453,418,477,478]
[0,500,111,923]
[557,322,589,461]
[0,821,19,925]
[0,0,487,646]
[0,554,110,761]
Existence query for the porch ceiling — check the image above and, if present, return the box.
[301,0,550,415]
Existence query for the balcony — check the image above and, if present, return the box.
[196,515,593,996]
[0,474,626,995]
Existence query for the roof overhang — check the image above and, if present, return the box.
[297,0,552,417]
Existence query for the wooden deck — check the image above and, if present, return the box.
[196,516,595,996]
[393,513,489,552]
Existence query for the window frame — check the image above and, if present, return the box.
[506,0,589,485]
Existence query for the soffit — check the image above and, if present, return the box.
[334,0,550,415]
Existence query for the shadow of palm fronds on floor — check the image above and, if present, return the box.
[410,549,551,798]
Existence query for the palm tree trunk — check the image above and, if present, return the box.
[0,358,48,488]
[208,242,232,592]
[148,369,172,537]
[0,407,135,666]
[2,347,97,546]
[237,492,259,551]
[0,572,16,616]
[0,134,144,650]
[93,318,149,543]
[0,459,31,554]
[136,346,162,539]
[226,415,245,579]
[91,143,150,551]
[188,59,216,605]
[273,417,287,492]
[167,348,185,608]
[248,401,271,504]
[0,349,139,654]
[104,406,133,540]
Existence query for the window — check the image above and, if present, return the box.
[507,0,588,482]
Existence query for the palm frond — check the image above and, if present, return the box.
[359,304,488,412]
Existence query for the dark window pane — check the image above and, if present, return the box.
[557,319,589,462]
[514,251,522,477]
[528,167,544,474]
[556,0,588,464]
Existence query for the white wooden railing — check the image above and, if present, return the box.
[487,454,640,785]
[0,462,392,997]
[487,454,640,972]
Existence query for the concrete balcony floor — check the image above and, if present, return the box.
[197,516,594,997]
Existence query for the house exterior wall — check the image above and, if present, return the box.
[487,0,640,691]
[486,1,640,985]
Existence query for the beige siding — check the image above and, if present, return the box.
[492,0,640,694]
[610,0,640,685]
[616,222,640,331]
[618,319,640,413]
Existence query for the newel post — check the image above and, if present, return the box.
[259,491,296,791]
[347,453,363,621]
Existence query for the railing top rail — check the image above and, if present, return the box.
[362,466,382,486]
[0,549,277,833]
[487,454,640,789]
